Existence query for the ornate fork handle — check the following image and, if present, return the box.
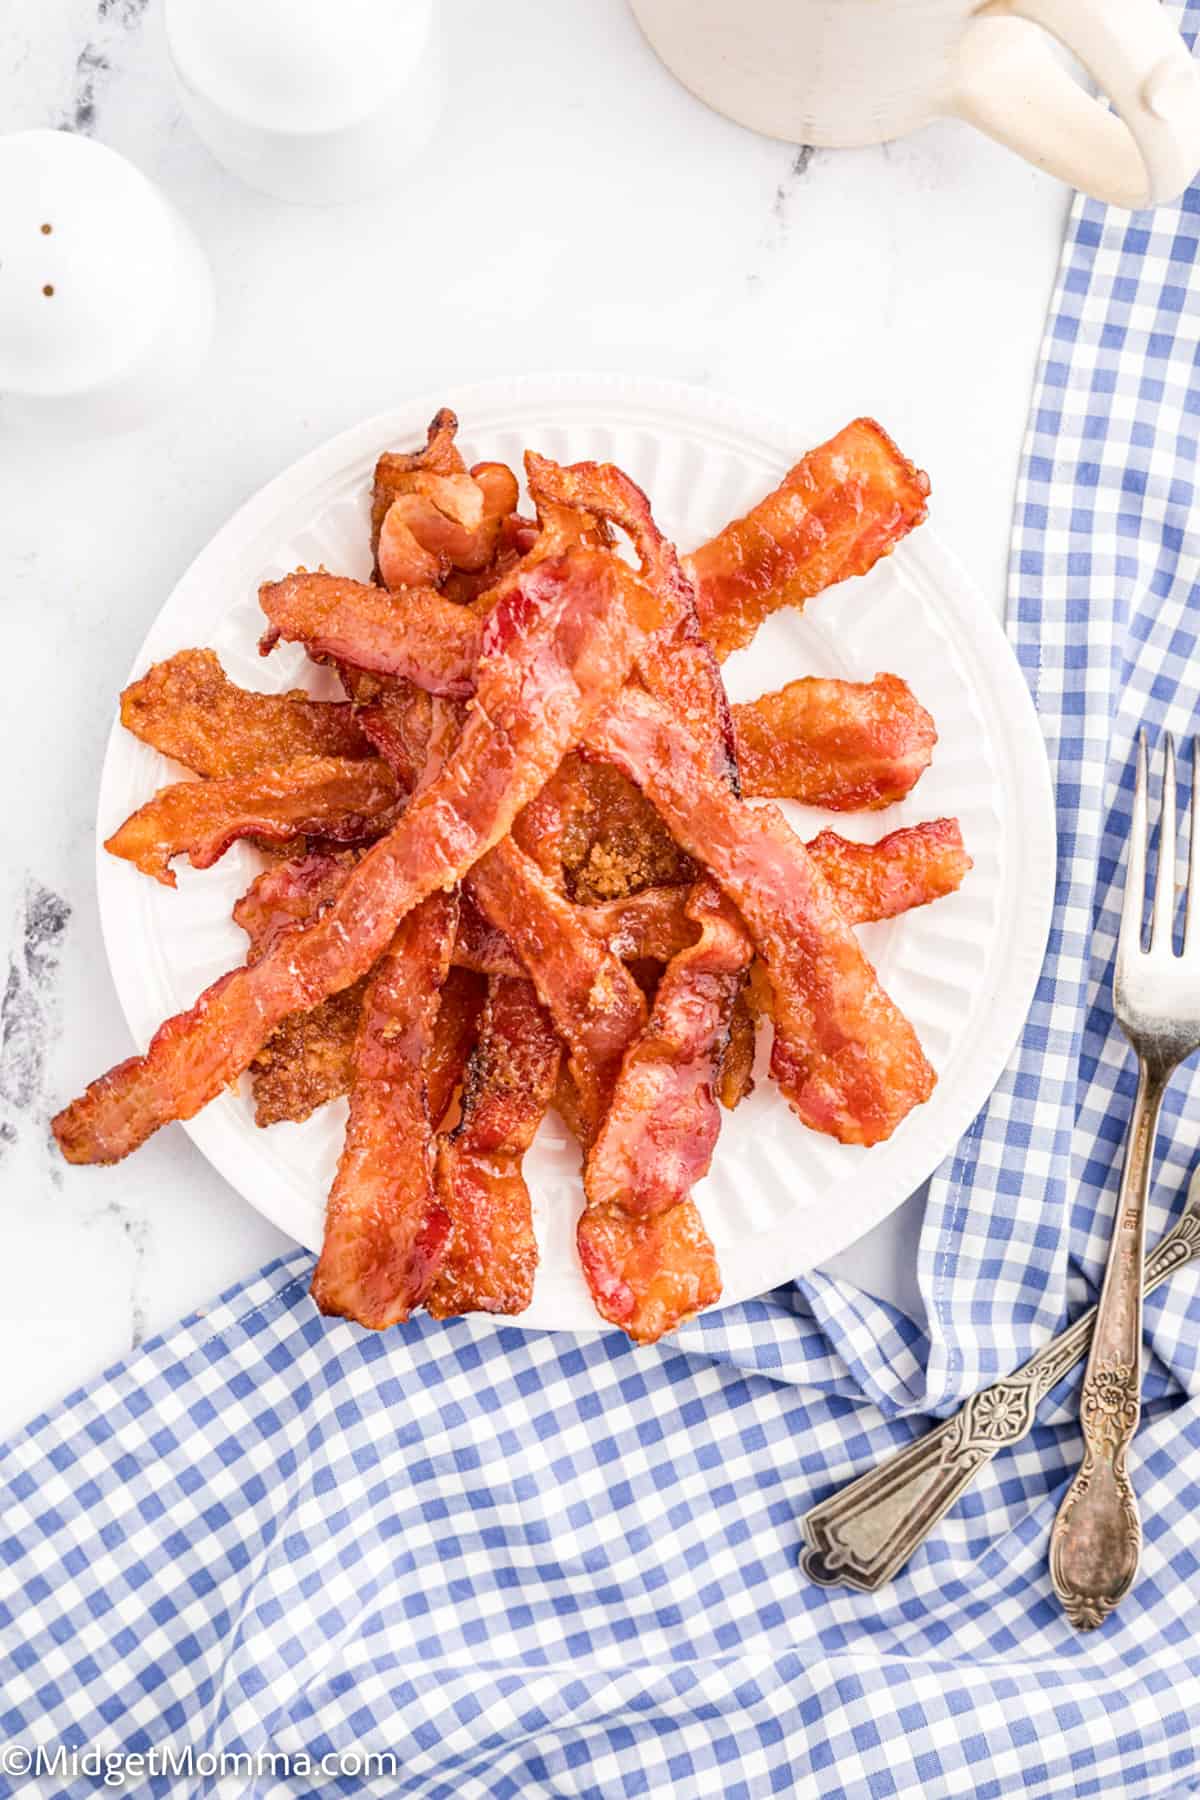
[1048,1060,1171,1628]
[800,1175,1200,1596]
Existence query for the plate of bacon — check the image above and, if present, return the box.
[54,376,1054,1344]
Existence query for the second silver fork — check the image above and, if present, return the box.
[1050,731,1200,1629]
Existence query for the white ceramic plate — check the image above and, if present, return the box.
[96,375,1055,1330]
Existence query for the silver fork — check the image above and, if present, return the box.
[1049,731,1200,1629]
[799,1164,1200,1596]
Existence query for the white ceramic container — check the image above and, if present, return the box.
[0,130,214,437]
[164,0,445,205]
[630,0,1200,209]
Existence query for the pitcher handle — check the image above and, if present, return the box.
[948,0,1200,209]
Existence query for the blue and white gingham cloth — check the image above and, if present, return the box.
[5,41,1200,1800]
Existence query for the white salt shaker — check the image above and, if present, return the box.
[0,130,214,438]
[165,0,445,205]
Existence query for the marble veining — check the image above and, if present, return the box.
[0,879,71,1159]
[59,0,150,134]
[0,0,1072,1437]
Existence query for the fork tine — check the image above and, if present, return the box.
[1120,730,1149,959]
[1150,733,1178,954]
[1187,739,1200,956]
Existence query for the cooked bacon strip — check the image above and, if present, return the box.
[119,648,372,778]
[734,674,936,810]
[576,1198,722,1344]
[378,463,520,590]
[716,987,756,1110]
[236,851,485,1128]
[586,884,748,1217]
[235,822,968,972]
[232,850,365,1126]
[526,452,737,783]
[53,549,656,1166]
[426,976,560,1319]
[426,967,487,1128]
[233,849,363,959]
[310,893,457,1328]
[526,454,744,1338]
[235,821,967,1127]
[443,512,540,607]
[371,407,467,566]
[684,418,931,660]
[590,688,937,1146]
[467,839,648,1141]
[248,989,363,1128]
[258,573,482,698]
[104,757,398,887]
[809,819,971,923]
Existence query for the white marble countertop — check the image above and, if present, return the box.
[0,0,1071,1439]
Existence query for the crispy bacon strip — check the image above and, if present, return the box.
[234,822,968,1126]
[586,884,748,1217]
[526,453,741,1338]
[809,819,971,923]
[119,649,372,778]
[442,512,540,607]
[104,757,398,887]
[236,851,485,1128]
[378,463,520,591]
[258,573,482,698]
[684,419,931,661]
[734,674,936,810]
[310,893,458,1328]
[233,850,365,1126]
[371,407,467,566]
[426,976,561,1319]
[526,452,737,783]
[53,549,656,1165]
[233,849,363,959]
[426,967,487,1128]
[235,823,969,970]
[590,688,937,1146]
[576,1199,722,1344]
[467,840,648,1141]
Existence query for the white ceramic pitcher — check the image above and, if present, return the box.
[629,0,1200,208]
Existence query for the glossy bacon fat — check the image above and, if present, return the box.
[427,976,560,1319]
[576,1197,722,1344]
[53,549,656,1164]
[734,674,936,811]
[310,893,458,1328]
[120,648,372,778]
[105,756,398,887]
[685,418,930,661]
[808,819,970,924]
[590,689,937,1146]
[585,883,748,1218]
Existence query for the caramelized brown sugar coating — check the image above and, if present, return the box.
[120,648,372,778]
[554,756,692,902]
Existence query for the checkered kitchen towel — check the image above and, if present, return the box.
[5,42,1200,1800]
